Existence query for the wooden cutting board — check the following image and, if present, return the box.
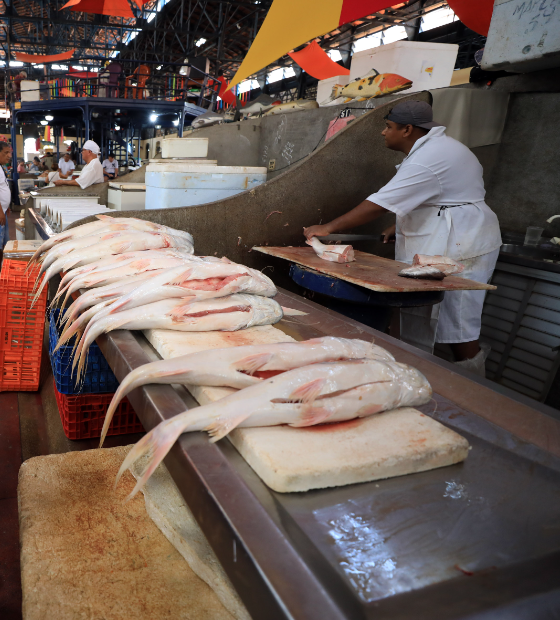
[144,327,469,493]
[254,246,496,293]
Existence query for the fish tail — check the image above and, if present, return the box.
[115,414,191,500]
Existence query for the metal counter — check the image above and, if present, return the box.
[32,210,560,620]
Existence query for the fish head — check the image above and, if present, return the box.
[377,73,413,95]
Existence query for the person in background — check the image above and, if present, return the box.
[102,152,119,181]
[58,152,76,179]
[54,140,104,189]
[17,159,27,174]
[29,156,41,172]
[13,71,27,101]
[39,163,60,186]
[0,142,12,249]
[42,151,54,170]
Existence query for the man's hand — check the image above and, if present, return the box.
[303,224,332,240]
[0,210,6,226]
[382,224,396,243]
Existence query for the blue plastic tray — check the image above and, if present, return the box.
[48,308,119,395]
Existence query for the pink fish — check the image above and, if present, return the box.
[307,237,355,263]
[100,336,394,446]
[115,359,432,499]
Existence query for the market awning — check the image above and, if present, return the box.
[14,50,75,64]
[288,41,350,81]
[61,0,135,19]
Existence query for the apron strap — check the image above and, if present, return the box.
[437,203,472,216]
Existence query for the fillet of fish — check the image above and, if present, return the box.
[116,359,432,499]
[307,237,355,263]
[412,254,465,275]
[99,336,395,446]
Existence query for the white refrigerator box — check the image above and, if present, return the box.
[316,74,350,105]
[108,182,146,211]
[161,137,209,159]
[482,0,560,73]
[21,81,40,102]
[350,41,459,93]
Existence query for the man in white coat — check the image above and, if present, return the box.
[304,101,502,375]
[54,140,104,189]
[0,142,12,248]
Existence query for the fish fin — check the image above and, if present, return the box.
[234,352,273,375]
[356,97,367,102]
[289,378,325,404]
[289,407,332,428]
[343,98,353,103]
[167,300,193,318]
[205,412,251,443]
[168,267,193,285]
[112,241,132,254]
[281,306,308,316]
[100,232,122,240]
[115,416,189,499]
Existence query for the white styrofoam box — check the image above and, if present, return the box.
[350,41,458,93]
[21,81,40,102]
[34,195,99,214]
[431,88,510,148]
[482,0,560,73]
[145,163,267,210]
[316,74,350,105]
[108,182,146,211]
[161,137,209,159]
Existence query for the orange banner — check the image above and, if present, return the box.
[14,50,75,64]
[288,41,350,80]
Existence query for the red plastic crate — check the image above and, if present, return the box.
[0,260,47,391]
[53,380,144,440]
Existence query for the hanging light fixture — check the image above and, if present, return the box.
[45,115,54,121]
[40,120,48,125]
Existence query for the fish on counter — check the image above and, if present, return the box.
[242,93,282,118]
[399,255,465,280]
[190,110,230,129]
[307,236,355,263]
[321,69,412,105]
[73,294,284,382]
[99,336,395,446]
[116,358,432,498]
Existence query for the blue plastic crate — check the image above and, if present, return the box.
[48,308,120,395]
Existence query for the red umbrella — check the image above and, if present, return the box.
[61,0,135,19]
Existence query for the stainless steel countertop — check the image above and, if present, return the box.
[31,210,560,620]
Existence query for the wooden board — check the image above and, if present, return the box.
[144,326,469,493]
[254,246,496,293]
[18,446,235,620]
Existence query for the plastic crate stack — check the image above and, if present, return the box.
[0,259,47,391]
[49,308,144,440]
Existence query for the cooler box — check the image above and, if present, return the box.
[21,81,40,102]
[349,41,459,93]
[145,163,267,210]
[108,182,146,211]
[161,137,209,159]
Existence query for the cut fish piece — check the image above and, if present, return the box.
[307,237,355,263]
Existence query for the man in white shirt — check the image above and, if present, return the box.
[54,140,104,189]
[58,152,75,178]
[0,142,12,248]
[304,101,502,375]
[102,153,119,181]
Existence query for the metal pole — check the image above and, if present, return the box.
[178,109,184,138]
[10,109,18,199]
[137,124,141,165]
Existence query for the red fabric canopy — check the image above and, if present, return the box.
[447,0,494,36]
[14,50,75,64]
[218,76,237,106]
[61,0,134,19]
[288,41,350,80]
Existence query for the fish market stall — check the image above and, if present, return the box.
[21,212,560,620]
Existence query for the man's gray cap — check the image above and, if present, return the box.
[385,100,442,130]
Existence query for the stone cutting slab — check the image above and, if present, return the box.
[18,446,235,620]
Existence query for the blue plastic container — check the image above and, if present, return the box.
[48,309,119,395]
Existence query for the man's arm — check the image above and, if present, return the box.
[54,179,80,187]
[304,200,388,239]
